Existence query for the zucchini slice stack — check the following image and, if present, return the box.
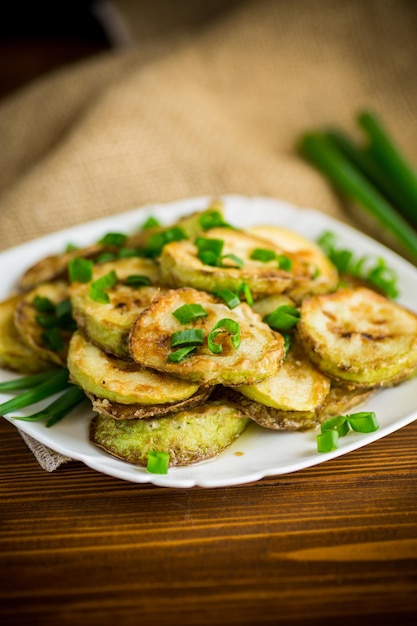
[2,200,417,468]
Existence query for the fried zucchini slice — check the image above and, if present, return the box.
[0,295,55,373]
[17,243,104,292]
[129,287,285,385]
[297,287,417,387]
[18,202,227,291]
[237,341,331,412]
[224,383,375,431]
[67,331,202,405]
[88,386,213,420]
[70,257,164,357]
[248,225,338,301]
[159,227,307,298]
[14,281,72,367]
[90,400,250,467]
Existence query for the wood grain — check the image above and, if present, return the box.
[1,416,417,626]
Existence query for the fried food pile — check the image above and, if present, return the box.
[2,201,417,467]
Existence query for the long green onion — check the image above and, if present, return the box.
[299,132,417,263]
[0,370,57,392]
[10,385,86,427]
[326,128,412,223]
[358,111,417,225]
[0,368,70,416]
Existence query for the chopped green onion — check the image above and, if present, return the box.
[281,332,293,356]
[208,318,241,354]
[141,216,161,230]
[214,288,241,309]
[299,131,417,264]
[96,251,118,264]
[220,254,244,268]
[65,243,79,252]
[68,257,94,283]
[198,250,219,266]
[123,275,151,287]
[264,305,300,331]
[55,299,71,320]
[171,329,204,348]
[238,282,253,306]
[0,368,70,416]
[36,313,58,328]
[146,227,187,257]
[117,247,148,259]
[41,327,64,351]
[199,210,230,230]
[346,411,379,433]
[89,270,119,303]
[195,237,224,265]
[317,230,399,298]
[316,411,379,453]
[277,255,293,271]
[33,295,55,313]
[316,429,339,453]
[55,299,76,331]
[167,346,197,362]
[250,248,277,262]
[97,232,128,247]
[0,371,57,391]
[172,303,208,324]
[147,450,170,474]
[320,415,350,437]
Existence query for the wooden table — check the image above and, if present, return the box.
[1,415,417,626]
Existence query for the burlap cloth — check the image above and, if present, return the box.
[1,0,416,470]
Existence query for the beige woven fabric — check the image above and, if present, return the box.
[1,0,416,468]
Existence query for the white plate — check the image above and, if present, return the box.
[1,195,417,488]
